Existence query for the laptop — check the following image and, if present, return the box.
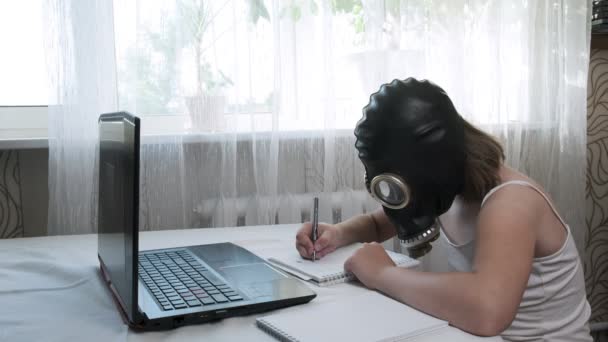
[97,111,316,330]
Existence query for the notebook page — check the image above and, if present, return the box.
[267,243,418,283]
[268,243,361,282]
[256,291,448,342]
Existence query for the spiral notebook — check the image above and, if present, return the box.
[256,291,448,342]
[267,243,419,286]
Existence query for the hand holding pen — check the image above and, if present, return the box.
[295,198,342,260]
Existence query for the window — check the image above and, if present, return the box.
[0,1,48,106]
[1,0,537,143]
[113,0,368,134]
[0,1,48,146]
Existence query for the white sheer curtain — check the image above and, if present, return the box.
[45,0,118,235]
[45,0,590,255]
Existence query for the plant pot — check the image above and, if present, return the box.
[184,94,226,132]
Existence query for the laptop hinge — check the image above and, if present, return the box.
[99,255,147,329]
[136,308,149,324]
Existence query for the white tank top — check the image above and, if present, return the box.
[440,180,592,342]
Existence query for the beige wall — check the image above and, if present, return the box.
[19,149,48,237]
[0,149,48,238]
[587,49,608,339]
[0,151,24,238]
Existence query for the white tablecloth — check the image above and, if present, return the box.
[0,224,501,342]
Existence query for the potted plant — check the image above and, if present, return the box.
[184,61,233,132]
[177,0,234,132]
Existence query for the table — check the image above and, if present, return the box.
[0,224,502,342]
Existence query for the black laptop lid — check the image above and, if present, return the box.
[98,112,140,323]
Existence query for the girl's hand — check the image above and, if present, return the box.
[344,242,396,289]
[295,222,341,259]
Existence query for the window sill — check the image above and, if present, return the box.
[0,106,48,150]
[0,111,358,150]
[0,128,48,149]
[0,108,554,150]
[0,128,358,150]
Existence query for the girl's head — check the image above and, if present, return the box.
[354,77,504,254]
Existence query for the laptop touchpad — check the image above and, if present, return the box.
[219,263,285,285]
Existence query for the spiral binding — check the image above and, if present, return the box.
[256,318,301,342]
[316,253,416,287]
[318,271,354,287]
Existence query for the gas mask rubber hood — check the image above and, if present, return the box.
[354,78,466,258]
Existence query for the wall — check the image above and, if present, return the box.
[587,48,608,340]
[0,149,48,238]
[0,151,23,238]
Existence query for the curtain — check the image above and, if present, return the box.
[45,0,117,235]
[45,0,590,258]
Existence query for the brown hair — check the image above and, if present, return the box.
[461,119,505,202]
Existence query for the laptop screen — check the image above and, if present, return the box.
[97,112,140,322]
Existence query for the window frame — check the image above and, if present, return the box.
[0,106,48,149]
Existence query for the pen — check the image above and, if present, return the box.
[312,197,319,262]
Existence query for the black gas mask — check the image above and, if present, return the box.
[354,78,465,258]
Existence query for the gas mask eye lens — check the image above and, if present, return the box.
[375,180,405,205]
[378,181,391,198]
[369,174,410,209]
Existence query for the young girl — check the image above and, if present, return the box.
[295,78,592,341]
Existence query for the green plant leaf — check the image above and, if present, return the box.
[292,6,302,21]
[331,0,362,14]
[386,0,400,17]
[310,0,319,15]
[218,70,234,86]
[353,13,364,33]
[249,0,270,24]
[279,5,289,19]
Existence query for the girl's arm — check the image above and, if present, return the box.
[345,185,539,336]
[334,208,397,247]
[296,208,397,259]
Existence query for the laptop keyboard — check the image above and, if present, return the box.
[138,249,244,311]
